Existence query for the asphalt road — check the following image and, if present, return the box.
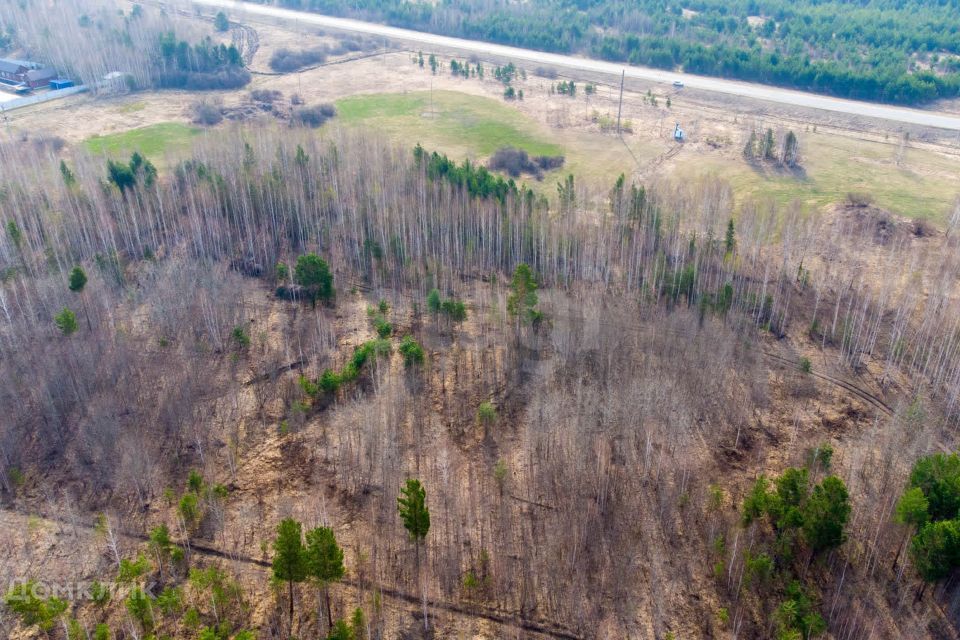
[192,0,960,131]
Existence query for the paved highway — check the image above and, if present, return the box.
[190,0,960,131]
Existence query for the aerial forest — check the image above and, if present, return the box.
[0,120,960,636]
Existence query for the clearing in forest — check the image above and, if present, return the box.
[85,122,203,158]
[336,90,563,159]
[681,132,960,224]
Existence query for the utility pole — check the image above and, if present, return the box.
[616,69,625,137]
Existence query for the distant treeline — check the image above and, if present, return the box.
[277,0,960,104]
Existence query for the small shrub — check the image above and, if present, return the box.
[846,192,874,208]
[351,339,391,370]
[319,369,341,394]
[426,288,441,314]
[339,362,360,383]
[117,554,151,583]
[250,89,282,104]
[126,589,154,630]
[440,299,467,322]
[462,571,479,590]
[8,466,24,487]
[232,326,251,349]
[192,100,223,126]
[712,534,725,554]
[744,551,774,589]
[90,581,111,607]
[807,443,834,470]
[270,47,328,72]
[178,493,200,527]
[299,375,319,397]
[913,218,934,237]
[156,586,183,615]
[713,560,725,580]
[798,357,812,373]
[292,104,336,128]
[214,11,230,32]
[708,484,724,511]
[398,335,425,367]
[160,67,251,91]
[477,401,497,424]
[535,154,565,170]
[373,315,392,338]
[187,469,204,493]
[4,581,68,632]
[488,146,565,180]
[717,607,729,626]
[55,307,78,335]
[493,459,508,487]
[183,607,201,628]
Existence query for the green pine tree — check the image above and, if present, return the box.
[725,219,736,254]
[893,486,929,570]
[351,607,367,639]
[272,518,308,633]
[506,264,540,325]
[801,475,851,553]
[294,253,334,306]
[55,307,79,336]
[398,479,430,630]
[214,11,230,31]
[305,526,345,631]
[68,266,87,293]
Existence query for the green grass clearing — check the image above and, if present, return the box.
[335,90,656,187]
[336,90,563,158]
[85,123,202,159]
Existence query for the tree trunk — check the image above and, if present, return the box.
[288,579,295,635]
[417,540,428,632]
[82,293,92,332]
[892,530,909,572]
[326,585,333,631]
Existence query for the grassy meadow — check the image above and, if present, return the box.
[85,122,202,159]
[76,90,960,224]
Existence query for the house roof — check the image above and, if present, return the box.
[0,59,27,74]
[2,58,38,67]
[25,67,57,81]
